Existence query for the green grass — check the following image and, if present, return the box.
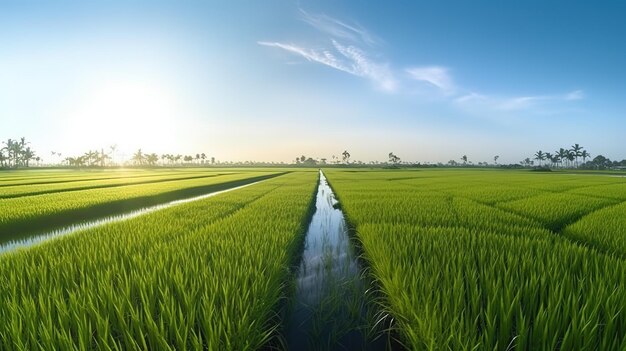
[0,172,317,350]
[325,168,626,350]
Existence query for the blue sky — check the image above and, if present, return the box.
[1,0,625,163]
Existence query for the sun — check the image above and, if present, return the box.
[65,78,181,153]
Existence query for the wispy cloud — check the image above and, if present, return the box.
[258,41,352,74]
[455,90,585,111]
[259,9,584,112]
[299,9,379,46]
[258,40,396,91]
[406,66,456,94]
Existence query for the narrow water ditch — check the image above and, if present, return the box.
[284,170,389,350]
[0,179,267,254]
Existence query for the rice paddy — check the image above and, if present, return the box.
[0,168,625,350]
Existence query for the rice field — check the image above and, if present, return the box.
[0,168,625,350]
[325,169,626,350]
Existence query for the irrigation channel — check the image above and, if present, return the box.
[0,179,267,254]
[284,171,388,350]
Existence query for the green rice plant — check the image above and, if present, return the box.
[566,182,626,200]
[355,223,626,350]
[0,171,236,198]
[325,169,626,350]
[0,172,317,350]
[0,171,280,239]
[0,169,177,186]
[497,193,617,231]
[564,201,626,255]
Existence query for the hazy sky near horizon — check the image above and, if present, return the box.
[1,1,625,163]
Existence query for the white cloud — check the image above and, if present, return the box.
[299,9,379,46]
[258,40,396,91]
[258,41,352,74]
[455,90,585,112]
[406,66,456,94]
[260,9,585,108]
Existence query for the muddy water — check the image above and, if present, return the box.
[285,171,387,350]
[0,180,265,254]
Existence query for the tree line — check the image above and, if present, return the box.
[1,137,39,168]
[532,144,626,170]
[2,138,625,170]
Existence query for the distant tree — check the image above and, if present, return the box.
[320,158,327,164]
[300,155,306,163]
[132,149,145,165]
[581,150,590,164]
[571,143,583,167]
[388,152,401,164]
[145,153,159,166]
[201,153,207,164]
[544,152,553,168]
[342,150,351,164]
[566,150,576,168]
[557,148,568,168]
[22,147,35,167]
[534,150,545,167]
[0,150,7,168]
[195,153,200,164]
[303,157,317,166]
[494,155,499,165]
[448,160,458,166]
[109,144,117,165]
[591,155,611,169]
[461,155,468,165]
[211,156,215,164]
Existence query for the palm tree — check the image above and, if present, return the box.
[17,137,28,167]
[22,147,35,167]
[566,150,576,168]
[0,150,7,168]
[3,139,18,167]
[581,150,590,165]
[342,150,351,164]
[557,148,568,168]
[571,144,583,167]
[461,155,468,165]
[201,153,207,164]
[211,156,215,164]
[146,153,159,166]
[1,139,13,167]
[109,145,117,166]
[544,152,554,168]
[132,149,144,165]
[534,150,545,166]
[493,155,499,165]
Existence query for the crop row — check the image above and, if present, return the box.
[0,171,235,199]
[0,169,185,186]
[0,171,318,350]
[0,171,279,239]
